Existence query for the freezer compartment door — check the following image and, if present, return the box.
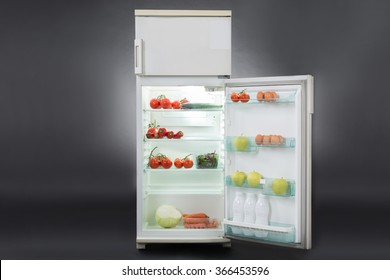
[135,11,231,76]
[223,75,313,249]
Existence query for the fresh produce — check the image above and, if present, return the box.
[155,205,182,228]
[233,135,250,151]
[171,100,181,109]
[182,213,209,218]
[146,120,159,139]
[257,91,279,102]
[231,171,247,186]
[148,146,172,169]
[173,131,184,139]
[173,154,192,169]
[160,96,172,109]
[182,212,218,229]
[166,131,174,139]
[158,127,167,138]
[255,134,284,145]
[272,178,289,195]
[174,158,183,168]
[183,157,194,169]
[230,89,250,103]
[196,152,218,169]
[149,98,160,109]
[149,156,160,169]
[239,92,250,103]
[183,218,219,229]
[149,95,189,110]
[161,157,173,169]
[145,121,184,140]
[247,171,261,187]
[230,92,240,102]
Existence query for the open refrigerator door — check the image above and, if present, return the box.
[223,76,313,249]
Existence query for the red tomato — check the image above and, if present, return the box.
[171,100,181,109]
[161,157,172,169]
[174,158,183,168]
[160,98,171,109]
[150,98,160,109]
[147,127,157,135]
[230,92,240,102]
[183,158,193,169]
[149,157,160,169]
[239,92,250,103]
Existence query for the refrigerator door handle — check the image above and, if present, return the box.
[134,39,144,74]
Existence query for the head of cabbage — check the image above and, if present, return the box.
[155,205,182,228]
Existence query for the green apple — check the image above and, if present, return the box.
[247,171,261,187]
[233,136,249,151]
[272,178,289,195]
[231,171,247,186]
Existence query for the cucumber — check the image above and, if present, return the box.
[181,103,223,110]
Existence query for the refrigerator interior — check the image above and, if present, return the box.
[223,84,302,244]
[140,85,226,238]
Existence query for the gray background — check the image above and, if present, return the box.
[1,0,390,259]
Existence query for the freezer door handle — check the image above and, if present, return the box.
[134,39,144,74]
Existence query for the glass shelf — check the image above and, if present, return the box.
[145,187,224,196]
[144,166,224,172]
[144,108,223,112]
[225,136,295,152]
[225,176,295,197]
[144,136,224,142]
[143,222,223,231]
[223,220,295,243]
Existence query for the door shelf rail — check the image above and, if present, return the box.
[225,136,295,152]
[225,176,295,197]
[223,220,295,244]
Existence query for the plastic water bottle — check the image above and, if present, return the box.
[243,192,257,236]
[254,194,270,238]
[232,191,245,235]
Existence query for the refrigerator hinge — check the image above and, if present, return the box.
[218,75,230,79]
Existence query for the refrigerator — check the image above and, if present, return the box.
[135,10,313,250]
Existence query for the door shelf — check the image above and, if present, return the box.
[226,136,295,152]
[225,99,295,105]
[223,220,295,244]
[225,176,295,197]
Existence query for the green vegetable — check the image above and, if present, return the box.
[196,151,219,169]
[155,205,182,228]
